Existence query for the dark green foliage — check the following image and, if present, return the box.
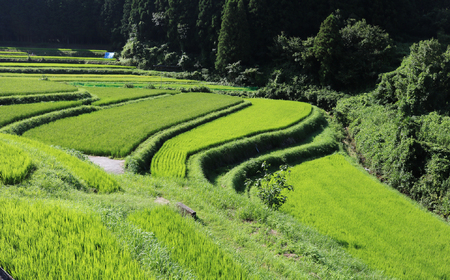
[313,14,342,87]
[374,39,450,115]
[215,0,250,72]
[338,19,395,89]
[335,40,450,218]
[245,162,294,210]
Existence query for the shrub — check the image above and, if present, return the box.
[245,161,293,210]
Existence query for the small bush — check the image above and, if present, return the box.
[245,161,293,210]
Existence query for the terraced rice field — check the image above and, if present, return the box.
[1,53,450,280]
[23,92,243,157]
[151,98,311,177]
[0,100,83,126]
[0,62,134,69]
[0,77,77,96]
[88,87,177,106]
[281,154,450,280]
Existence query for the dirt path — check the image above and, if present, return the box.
[88,156,125,174]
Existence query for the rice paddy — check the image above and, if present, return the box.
[281,154,450,279]
[151,98,311,177]
[22,92,243,157]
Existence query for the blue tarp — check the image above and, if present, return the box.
[104,52,115,59]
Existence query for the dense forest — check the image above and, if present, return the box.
[2,0,450,217]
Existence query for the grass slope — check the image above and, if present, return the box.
[281,153,450,279]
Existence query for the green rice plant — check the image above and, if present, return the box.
[281,153,450,280]
[187,106,328,183]
[0,133,120,193]
[0,105,100,135]
[0,62,134,69]
[125,101,251,174]
[151,99,312,177]
[215,124,338,192]
[0,51,27,55]
[0,89,92,105]
[0,141,32,184]
[23,93,243,157]
[0,100,83,127]
[129,206,251,280]
[0,77,77,96]
[88,87,176,106]
[0,198,152,279]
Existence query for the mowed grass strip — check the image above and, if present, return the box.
[281,154,450,280]
[0,100,83,127]
[0,55,115,61]
[88,87,176,106]
[23,92,243,157]
[151,99,312,177]
[129,206,250,280]
[0,141,32,184]
[0,133,120,193]
[0,199,151,279]
[0,77,77,96]
[0,62,134,69]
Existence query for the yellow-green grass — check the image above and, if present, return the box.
[0,55,116,61]
[281,153,450,280]
[0,62,134,69]
[0,100,83,127]
[88,87,177,106]
[23,93,243,157]
[0,47,107,53]
[129,206,250,280]
[0,74,254,91]
[0,141,32,184]
[0,51,27,55]
[151,99,312,177]
[0,77,77,96]
[0,198,151,279]
[0,133,120,193]
[5,74,196,83]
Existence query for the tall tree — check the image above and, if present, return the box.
[196,0,224,66]
[313,13,342,87]
[215,0,250,72]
